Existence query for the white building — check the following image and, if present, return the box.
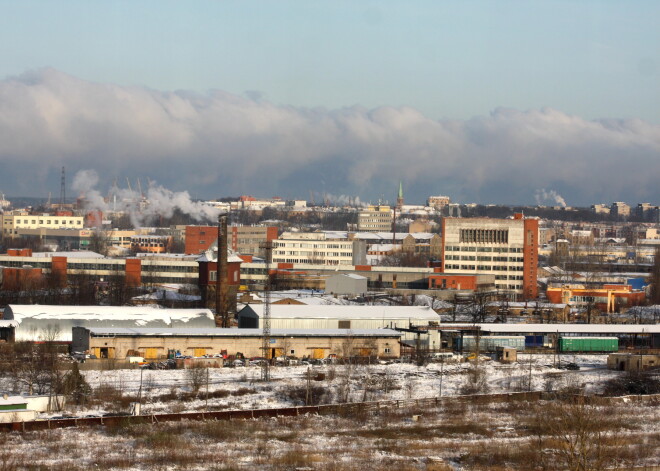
[3,305,215,342]
[237,304,441,348]
[273,232,367,266]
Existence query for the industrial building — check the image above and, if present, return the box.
[3,305,215,342]
[441,214,539,299]
[72,327,402,360]
[237,305,441,349]
[324,273,368,296]
[185,225,278,257]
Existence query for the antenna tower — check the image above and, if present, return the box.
[260,240,273,381]
[59,166,66,209]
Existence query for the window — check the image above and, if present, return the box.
[384,347,391,354]
[338,320,351,329]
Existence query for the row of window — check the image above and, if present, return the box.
[445,246,523,253]
[4,219,81,226]
[445,264,524,271]
[445,255,523,262]
[459,228,509,244]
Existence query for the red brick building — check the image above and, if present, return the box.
[185,225,278,257]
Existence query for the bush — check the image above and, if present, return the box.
[602,372,660,396]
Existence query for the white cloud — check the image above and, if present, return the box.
[0,68,659,205]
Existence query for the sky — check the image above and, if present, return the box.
[0,1,659,206]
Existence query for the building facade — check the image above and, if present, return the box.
[441,215,539,299]
[273,232,367,266]
[185,225,278,257]
[357,205,393,232]
[1,211,84,238]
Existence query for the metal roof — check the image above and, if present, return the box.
[439,323,660,334]
[84,327,403,337]
[240,305,440,320]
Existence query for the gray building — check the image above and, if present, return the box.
[325,273,368,296]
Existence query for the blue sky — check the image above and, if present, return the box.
[0,1,659,205]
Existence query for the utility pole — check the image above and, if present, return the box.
[260,240,273,381]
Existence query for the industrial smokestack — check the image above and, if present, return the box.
[215,214,230,327]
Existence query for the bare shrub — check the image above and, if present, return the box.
[186,363,207,393]
[459,366,490,395]
[602,371,660,396]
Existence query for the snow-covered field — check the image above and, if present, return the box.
[1,354,659,470]
[56,354,621,417]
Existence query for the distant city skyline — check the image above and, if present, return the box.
[0,2,658,205]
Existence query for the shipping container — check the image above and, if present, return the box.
[524,335,544,348]
[455,335,526,352]
[558,337,618,352]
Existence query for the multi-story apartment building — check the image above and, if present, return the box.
[441,215,538,299]
[427,196,451,210]
[611,202,631,219]
[185,225,278,257]
[1,211,84,237]
[273,232,367,266]
[357,205,393,232]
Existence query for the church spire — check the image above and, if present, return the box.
[396,181,404,210]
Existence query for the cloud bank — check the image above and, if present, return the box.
[1,68,659,205]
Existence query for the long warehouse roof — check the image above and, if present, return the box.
[240,305,439,320]
[84,327,403,337]
[439,323,660,334]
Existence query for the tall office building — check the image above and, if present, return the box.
[441,214,538,299]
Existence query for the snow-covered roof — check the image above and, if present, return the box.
[196,242,245,263]
[439,323,660,334]
[84,327,403,338]
[5,305,213,324]
[31,251,105,259]
[131,291,201,302]
[330,273,367,281]
[485,302,567,309]
[240,305,439,320]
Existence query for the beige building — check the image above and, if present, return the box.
[427,196,451,210]
[72,327,402,360]
[608,353,660,372]
[442,216,539,298]
[357,205,393,232]
[2,211,84,237]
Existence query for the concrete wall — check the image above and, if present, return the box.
[87,334,401,360]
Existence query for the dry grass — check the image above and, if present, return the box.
[0,398,657,470]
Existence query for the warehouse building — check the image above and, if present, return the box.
[72,327,402,360]
[3,305,215,342]
[237,305,441,349]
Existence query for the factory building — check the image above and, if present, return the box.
[72,327,402,360]
[237,305,441,349]
[3,305,215,342]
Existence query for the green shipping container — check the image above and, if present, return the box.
[558,337,618,352]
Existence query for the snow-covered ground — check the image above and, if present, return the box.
[51,354,621,418]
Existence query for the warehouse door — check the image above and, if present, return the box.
[193,348,206,358]
[312,348,326,359]
[144,348,158,359]
[99,347,115,359]
[358,348,372,357]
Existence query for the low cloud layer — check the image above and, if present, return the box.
[1,68,659,206]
